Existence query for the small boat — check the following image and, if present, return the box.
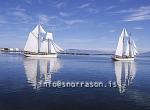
[112,28,138,61]
[24,24,63,58]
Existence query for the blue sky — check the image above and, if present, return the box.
[0,0,150,51]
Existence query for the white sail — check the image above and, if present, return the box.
[31,24,46,38]
[115,35,124,56]
[32,25,39,37]
[40,39,63,53]
[124,28,129,37]
[133,48,138,56]
[40,40,48,53]
[125,41,130,56]
[24,32,38,53]
[130,47,135,57]
[39,25,46,34]
[46,32,63,53]
[46,32,53,40]
[132,46,137,56]
[50,41,57,53]
[52,41,64,52]
[115,28,128,56]
[132,40,138,55]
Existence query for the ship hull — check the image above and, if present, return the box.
[24,53,57,58]
[112,56,134,61]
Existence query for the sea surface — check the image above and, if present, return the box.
[0,52,150,110]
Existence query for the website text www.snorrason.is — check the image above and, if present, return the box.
[41,81,118,88]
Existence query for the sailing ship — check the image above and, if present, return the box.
[114,61,136,93]
[112,28,138,61]
[24,24,63,58]
[24,58,62,89]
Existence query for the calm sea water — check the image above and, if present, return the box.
[0,53,150,110]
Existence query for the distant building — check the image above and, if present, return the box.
[0,48,4,51]
[15,48,19,51]
[9,48,14,51]
[4,48,9,51]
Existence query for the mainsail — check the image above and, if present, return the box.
[24,24,63,54]
[115,28,128,56]
[24,32,39,53]
[40,40,48,53]
[132,39,138,55]
[46,32,53,40]
[125,40,130,56]
[115,28,138,58]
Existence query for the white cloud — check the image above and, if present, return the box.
[37,0,43,4]
[78,3,99,14]
[10,7,32,23]
[11,7,26,12]
[24,0,43,4]
[109,30,116,33]
[119,0,126,2]
[12,11,32,22]
[64,19,85,25]
[87,8,99,14]
[0,16,7,24]
[79,3,91,9]
[105,6,116,10]
[56,2,65,8]
[133,27,144,30]
[38,14,49,24]
[113,8,138,14]
[36,14,86,28]
[114,6,150,21]
[37,15,61,25]
[24,0,32,4]
[59,12,70,17]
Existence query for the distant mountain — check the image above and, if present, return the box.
[140,51,150,56]
[63,49,114,55]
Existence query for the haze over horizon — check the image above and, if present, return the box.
[0,0,150,51]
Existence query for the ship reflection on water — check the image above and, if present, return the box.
[114,61,137,93]
[24,58,62,89]
[0,54,149,110]
[24,57,137,93]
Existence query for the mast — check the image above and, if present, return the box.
[38,24,40,53]
[129,35,132,57]
[123,29,126,56]
[48,39,50,53]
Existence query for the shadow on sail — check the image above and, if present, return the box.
[24,58,62,89]
[114,61,137,93]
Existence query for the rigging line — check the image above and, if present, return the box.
[50,40,59,52]
[31,32,38,39]
[51,40,62,52]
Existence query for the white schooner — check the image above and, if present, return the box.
[112,28,138,61]
[24,24,63,58]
